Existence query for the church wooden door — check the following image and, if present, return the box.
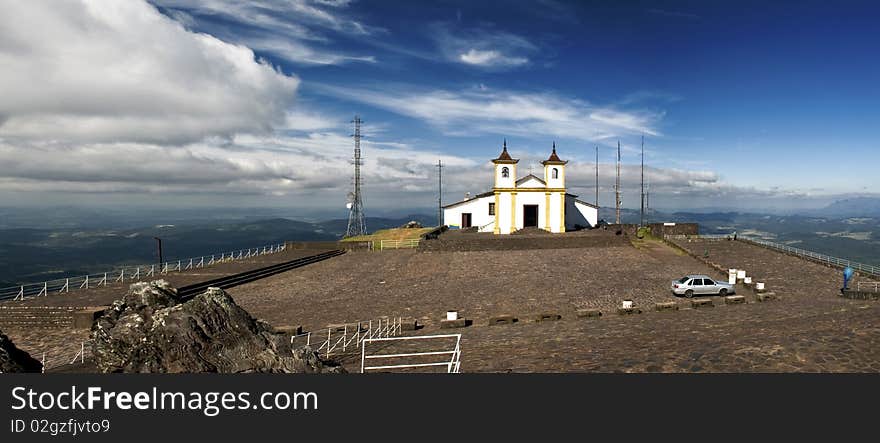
[523,205,538,227]
[461,213,472,228]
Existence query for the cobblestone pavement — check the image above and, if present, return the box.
[442,297,880,373]
[6,238,880,373]
[227,242,715,331]
[2,327,92,372]
[668,238,877,296]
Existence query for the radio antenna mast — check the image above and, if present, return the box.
[345,116,367,237]
[640,135,645,227]
[615,140,621,224]
[595,145,599,207]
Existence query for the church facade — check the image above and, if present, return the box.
[443,141,599,234]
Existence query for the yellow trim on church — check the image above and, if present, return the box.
[544,192,551,231]
[510,192,517,234]
[493,192,500,234]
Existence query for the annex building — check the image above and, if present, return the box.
[443,141,599,234]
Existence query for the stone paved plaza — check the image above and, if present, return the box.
[4,236,879,373]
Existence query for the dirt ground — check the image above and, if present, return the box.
[5,237,880,373]
[226,239,711,331]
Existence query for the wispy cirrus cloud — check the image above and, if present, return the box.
[314,83,662,141]
[151,0,379,65]
[432,23,538,69]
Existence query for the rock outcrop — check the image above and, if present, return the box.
[91,280,342,373]
[0,329,42,373]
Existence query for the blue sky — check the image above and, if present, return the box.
[0,1,877,215]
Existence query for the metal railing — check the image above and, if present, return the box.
[738,237,880,277]
[361,334,462,373]
[479,220,495,233]
[375,239,420,250]
[34,339,94,374]
[290,316,403,359]
[0,243,287,301]
[665,233,880,277]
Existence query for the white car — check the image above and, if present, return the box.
[671,274,735,298]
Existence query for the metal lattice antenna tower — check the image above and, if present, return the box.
[615,140,621,224]
[437,160,443,227]
[345,116,367,237]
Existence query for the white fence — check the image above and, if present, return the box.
[857,281,880,292]
[738,237,880,277]
[665,234,880,278]
[361,334,462,374]
[373,239,420,250]
[290,316,403,359]
[1,243,287,301]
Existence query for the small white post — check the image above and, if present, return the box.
[38,282,47,297]
[60,278,69,294]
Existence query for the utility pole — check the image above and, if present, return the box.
[437,160,443,227]
[153,237,163,267]
[640,135,645,227]
[615,140,621,224]
[345,115,367,237]
[595,145,599,207]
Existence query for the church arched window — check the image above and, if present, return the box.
[552,168,558,179]
[501,167,509,178]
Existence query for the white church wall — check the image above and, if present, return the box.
[443,196,493,230]
[544,166,564,189]
[512,191,546,231]
[497,192,511,233]
[567,199,598,230]
[495,164,516,188]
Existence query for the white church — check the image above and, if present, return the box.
[443,141,599,234]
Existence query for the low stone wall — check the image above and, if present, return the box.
[0,306,106,329]
[649,223,699,237]
[840,289,880,301]
[419,230,629,252]
[607,223,699,237]
[285,241,370,251]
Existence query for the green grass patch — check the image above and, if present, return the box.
[340,227,437,242]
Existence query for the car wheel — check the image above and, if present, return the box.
[685,289,694,298]
[719,288,728,296]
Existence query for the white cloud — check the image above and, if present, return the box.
[433,23,537,69]
[0,0,299,145]
[315,84,662,141]
[152,0,379,65]
[459,49,528,67]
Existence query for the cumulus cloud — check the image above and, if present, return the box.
[0,0,299,145]
[315,84,662,141]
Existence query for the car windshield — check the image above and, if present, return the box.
[677,277,689,283]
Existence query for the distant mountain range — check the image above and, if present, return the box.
[3,196,880,287]
[0,214,435,287]
[802,197,880,218]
